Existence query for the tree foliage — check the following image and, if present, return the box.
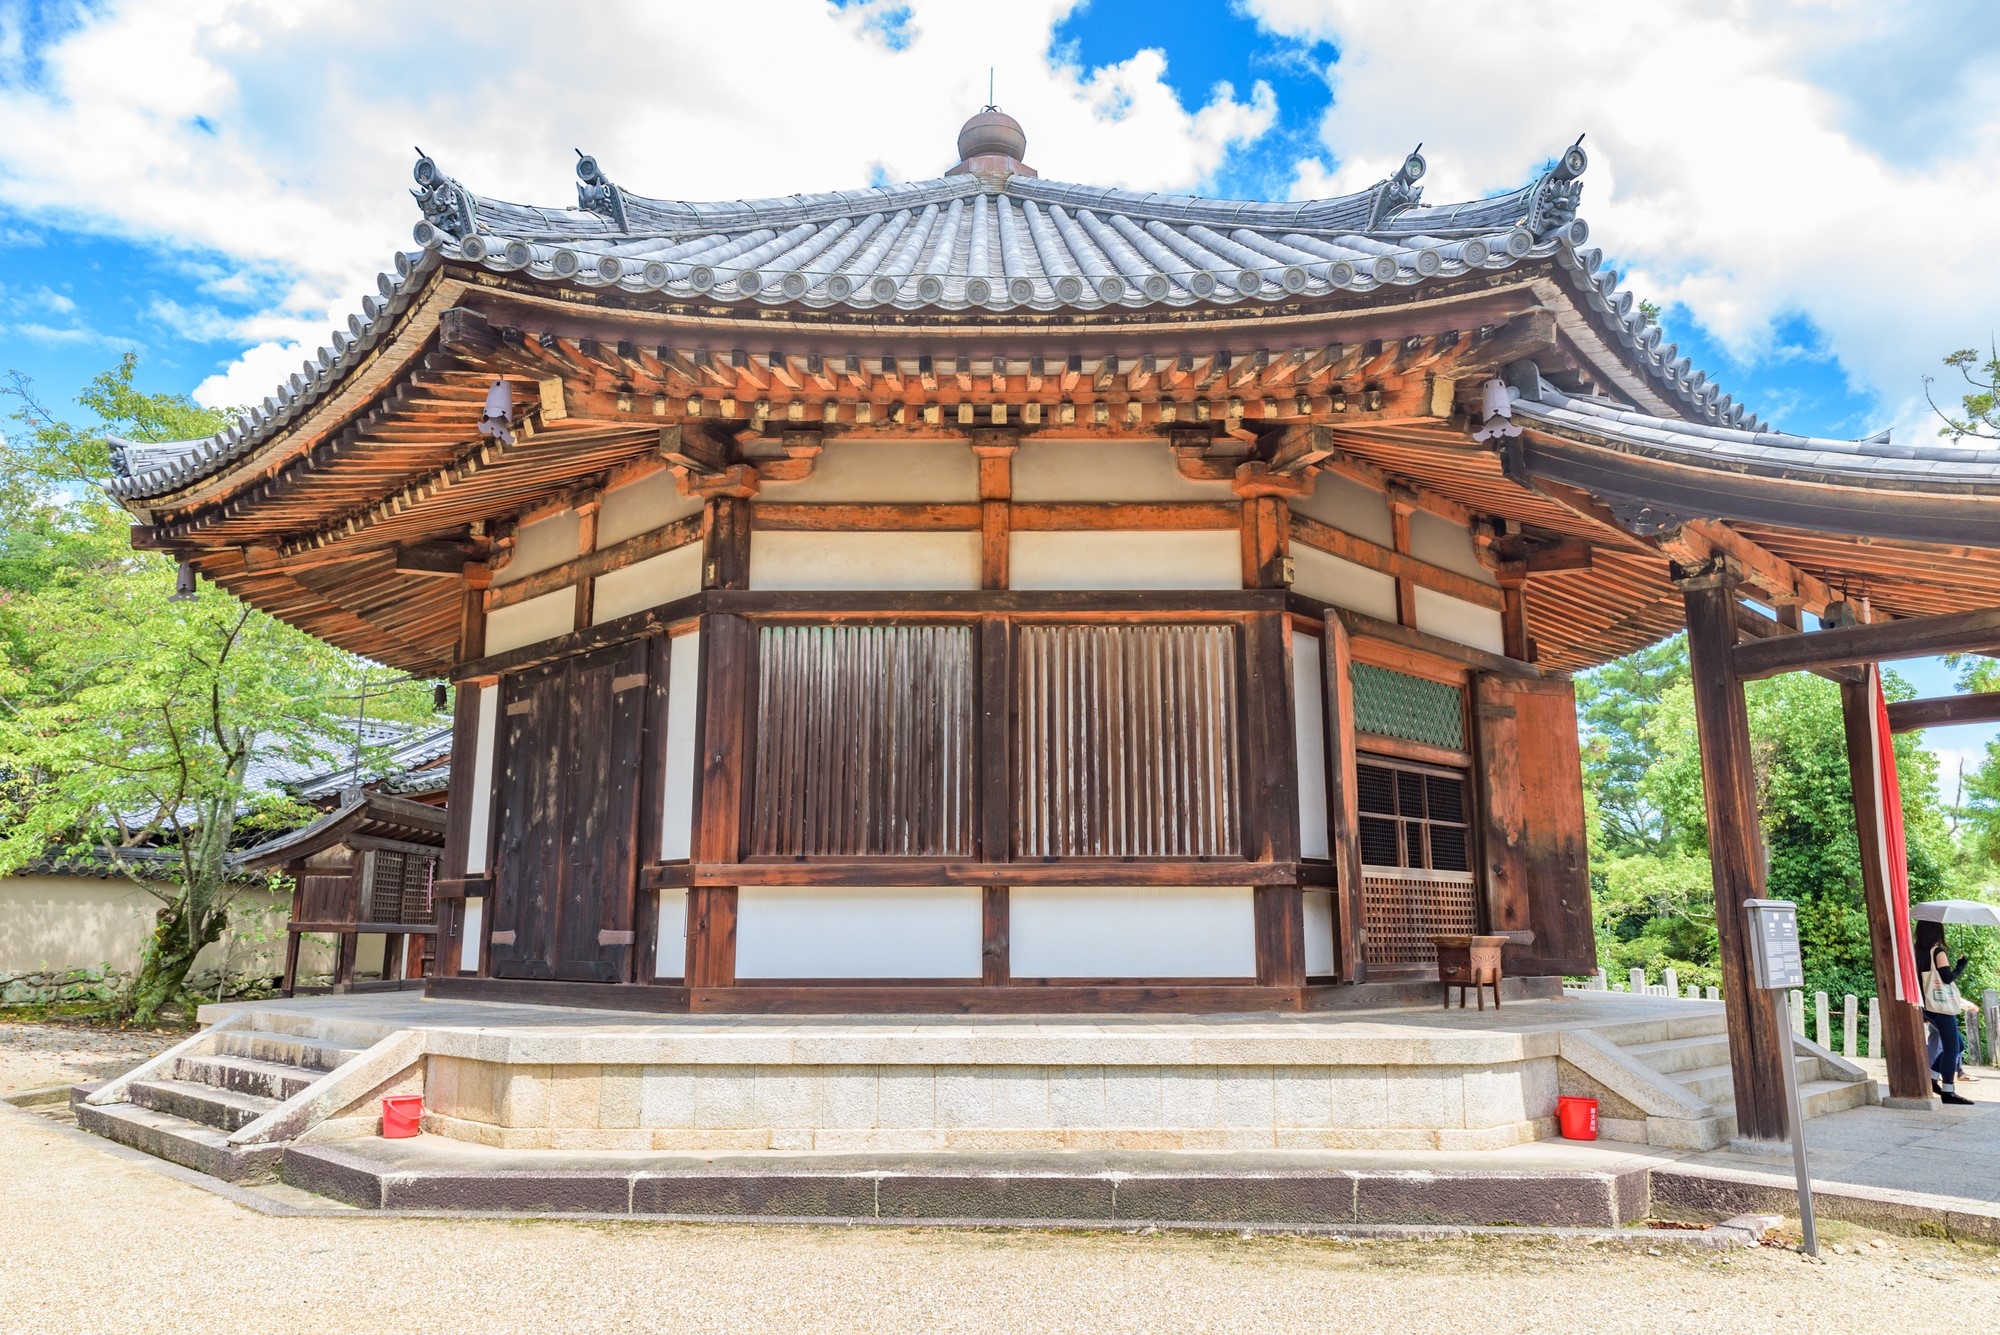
[0,357,436,1021]
[1926,341,2000,440]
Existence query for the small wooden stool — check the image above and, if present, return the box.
[1434,934,1506,1010]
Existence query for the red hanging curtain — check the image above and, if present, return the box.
[1870,666,1921,1002]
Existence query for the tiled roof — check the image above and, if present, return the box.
[99,125,1754,505]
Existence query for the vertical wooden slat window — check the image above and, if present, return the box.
[1014,623,1240,858]
[750,623,975,856]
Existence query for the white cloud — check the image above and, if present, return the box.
[1246,0,2000,439]
[0,0,1277,413]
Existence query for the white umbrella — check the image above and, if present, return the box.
[1912,899,2000,927]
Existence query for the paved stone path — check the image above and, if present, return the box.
[5,1022,2000,1333]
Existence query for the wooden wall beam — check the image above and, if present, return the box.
[484,514,702,611]
[1289,514,1504,611]
[1885,691,2000,733]
[1734,604,2000,680]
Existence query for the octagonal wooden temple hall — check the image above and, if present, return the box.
[74,108,2000,1216]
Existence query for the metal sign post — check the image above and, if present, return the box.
[1744,898,1817,1257]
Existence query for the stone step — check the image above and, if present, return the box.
[174,1053,321,1102]
[1676,1058,1822,1108]
[1700,1077,1873,1126]
[127,1078,282,1133]
[212,1029,362,1073]
[70,1094,284,1181]
[1625,1034,1733,1076]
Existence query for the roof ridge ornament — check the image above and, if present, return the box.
[411,148,477,241]
[1526,134,1588,243]
[575,150,631,233]
[1366,145,1426,229]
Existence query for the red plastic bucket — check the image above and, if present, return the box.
[1556,1094,1598,1141]
[381,1094,424,1138]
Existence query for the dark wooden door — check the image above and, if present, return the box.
[489,641,648,982]
[553,638,647,981]
[489,661,565,979]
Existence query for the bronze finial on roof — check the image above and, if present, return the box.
[951,106,1034,178]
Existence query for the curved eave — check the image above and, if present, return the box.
[1517,417,2000,546]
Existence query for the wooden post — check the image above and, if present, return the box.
[971,428,1016,590]
[1388,490,1418,629]
[702,496,753,591]
[685,612,753,988]
[977,613,1012,985]
[572,491,601,629]
[1322,612,1365,982]
[1232,462,1304,590]
[1496,562,1531,662]
[1838,673,1933,1099]
[1243,608,1303,991]
[1679,565,1792,1142]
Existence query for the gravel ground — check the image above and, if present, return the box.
[0,1020,179,1095]
[4,1021,1998,1333]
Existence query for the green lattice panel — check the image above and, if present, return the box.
[1350,663,1465,751]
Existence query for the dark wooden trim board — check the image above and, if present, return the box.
[641,860,1325,889]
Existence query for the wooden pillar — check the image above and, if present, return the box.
[1322,612,1366,982]
[1679,565,1793,1142]
[1232,462,1304,590]
[572,490,601,629]
[1838,673,1933,1100]
[701,486,755,591]
[1242,607,1304,992]
[977,613,1012,985]
[685,612,753,989]
[971,428,1016,590]
[1388,489,1419,629]
[1496,562,1531,662]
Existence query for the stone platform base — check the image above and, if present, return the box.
[283,1138,1654,1228]
[182,991,1747,1158]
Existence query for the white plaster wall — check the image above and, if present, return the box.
[459,898,483,973]
[1414,588,1507,656]
[0,877,321,978]
[1408,510,1495,584]
[654,888,688,979]
[1290,545,1397,621]
[763,441,978,502]
[1292,633,1330,860]
[1008,886,1257,979]
[1009,530,1240,590]
[1011,439,1235,502]
[1288,471,1393,546]
[1303,891,1336,976]
[750,531,981,590]
[464,685,499,875]
[591,544,703,625]
[492,509,580,586]
[597,470,702,548]
[734,887,983,979]
[660,631,701,861]
[484,588,575,654]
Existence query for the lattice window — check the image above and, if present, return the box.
[1362,868,1478,965]
[1357,759,1470,872]
[1015,623,1240,858]
[750,623,975,857]
[364,850,437,925]
[1350,662,1465,751]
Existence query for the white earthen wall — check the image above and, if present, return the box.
[749,531,982,590]
[654,889,688,979]
[463,685,499,875]
[1011,439,1235,502]
[761,440,978,502]
[483,588,574,654]
[660,631,701,860]
[591,544,703,624]
[492,509,580,586]
[1289,544,1397,620]
[1413,587,1507,656]
[596,470,701,548]
[0,875,325,979]
[1009,531,1240,590]
[1008,886,1257,978]
[1292,632,1330,860]
[459,898,483,973]
[734,886,983,979]
[1303,890,1336,976]
[1407,510,1495,584]
[1288,472,1393,546]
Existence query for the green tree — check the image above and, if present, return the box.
[1576,634,1689,855]
[0,358,436,1022]
[1926,341,2000,440]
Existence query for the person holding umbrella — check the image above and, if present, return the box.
[1913,900,1999,1105]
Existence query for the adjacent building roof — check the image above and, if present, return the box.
[104,113,1741,505]
[239,788,447,871]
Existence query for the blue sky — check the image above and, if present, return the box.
[1,0,1994,771]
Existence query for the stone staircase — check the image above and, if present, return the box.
[71,1016,423,1182]
[1557,1004,1877,1150]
